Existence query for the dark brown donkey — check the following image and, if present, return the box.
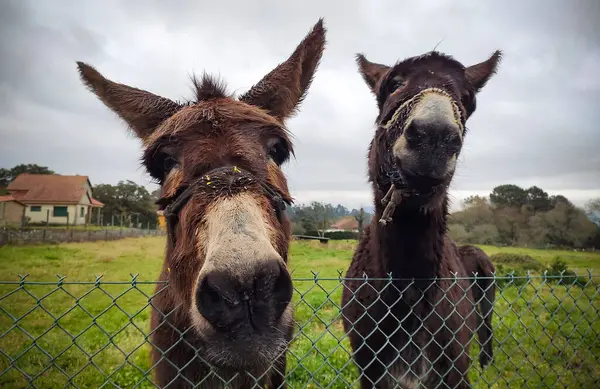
[457,244,496,368]
[76,19,326,389]
[341,49,501,388]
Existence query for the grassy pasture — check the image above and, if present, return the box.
[0,237,599,388]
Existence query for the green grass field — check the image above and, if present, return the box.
[0,237,599,388]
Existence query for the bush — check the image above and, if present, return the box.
[490,253,545,271]
[325,231,359,240]
[493,264,529,288]
[543,257,588,287]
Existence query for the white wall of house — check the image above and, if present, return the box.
[25,204,89,225]
[81,181,93,205]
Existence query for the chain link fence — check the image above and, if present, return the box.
[0,272,598,388]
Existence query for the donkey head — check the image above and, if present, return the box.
[77,19,326,369]
[358,50,501,200]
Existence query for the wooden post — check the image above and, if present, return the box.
[43,210,49,241]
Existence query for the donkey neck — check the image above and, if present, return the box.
[372,187,449,279]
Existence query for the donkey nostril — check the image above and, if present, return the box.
[447,133,462,150]
[404,121,428,146]
[254,260,281,294]
[196,271,242,332]
[273,262,293,311]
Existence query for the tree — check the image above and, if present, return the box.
[450,197,494,232]
[525,186,552,212]
[585,197,600,226]
[333,204,349,219]
[448,185,598,248]
[494,206,528,245]
[448,224,469,243]
[0,169,8,195]
[0,169,9,189]
[463,195,489,207]
[489,184,528,208]
[469,224,500,245]
[541,203,597,248]
[293,205,319,233]
[92,180,157,227]
[150,187,162,202]
[290,221,306,235]
[353,207,367,236]
[312,202,334,237]
[550,195,573,209]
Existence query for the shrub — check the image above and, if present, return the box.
[490,253,545,271]
[493,264,529,289]
[325,231,359,240]
[543,257,588,287]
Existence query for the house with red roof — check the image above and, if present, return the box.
[6,174,104,225]
[326,216,360,233]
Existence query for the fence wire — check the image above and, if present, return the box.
[0,272,598,388]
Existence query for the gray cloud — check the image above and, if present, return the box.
[1,0,599,210]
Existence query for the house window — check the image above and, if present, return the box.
[53,206,68,217]
[80,207,85,217]
[30,206,42,212]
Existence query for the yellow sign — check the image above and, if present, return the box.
[157,210,166,231]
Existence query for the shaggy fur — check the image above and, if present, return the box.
[341,49,501,389]
[76,19,327,388]
[457,244,496,368]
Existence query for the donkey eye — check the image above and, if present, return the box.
[266,138,289,166]
[389,77,406,91]
[462,89,477,114]
[163,155,179,175]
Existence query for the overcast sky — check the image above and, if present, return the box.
[1,0,599,211]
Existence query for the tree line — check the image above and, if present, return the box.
[2,165,599,248]
[287,202,373,237]
[449,184,600,249]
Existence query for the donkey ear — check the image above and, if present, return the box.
[356,54,391,95]
[76,62,181,140]
[465,50,502,92]
[239,18,327,122]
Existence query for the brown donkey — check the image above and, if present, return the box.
[76,19,326,389]
[341,49,501,388]
[457,244,496,368]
